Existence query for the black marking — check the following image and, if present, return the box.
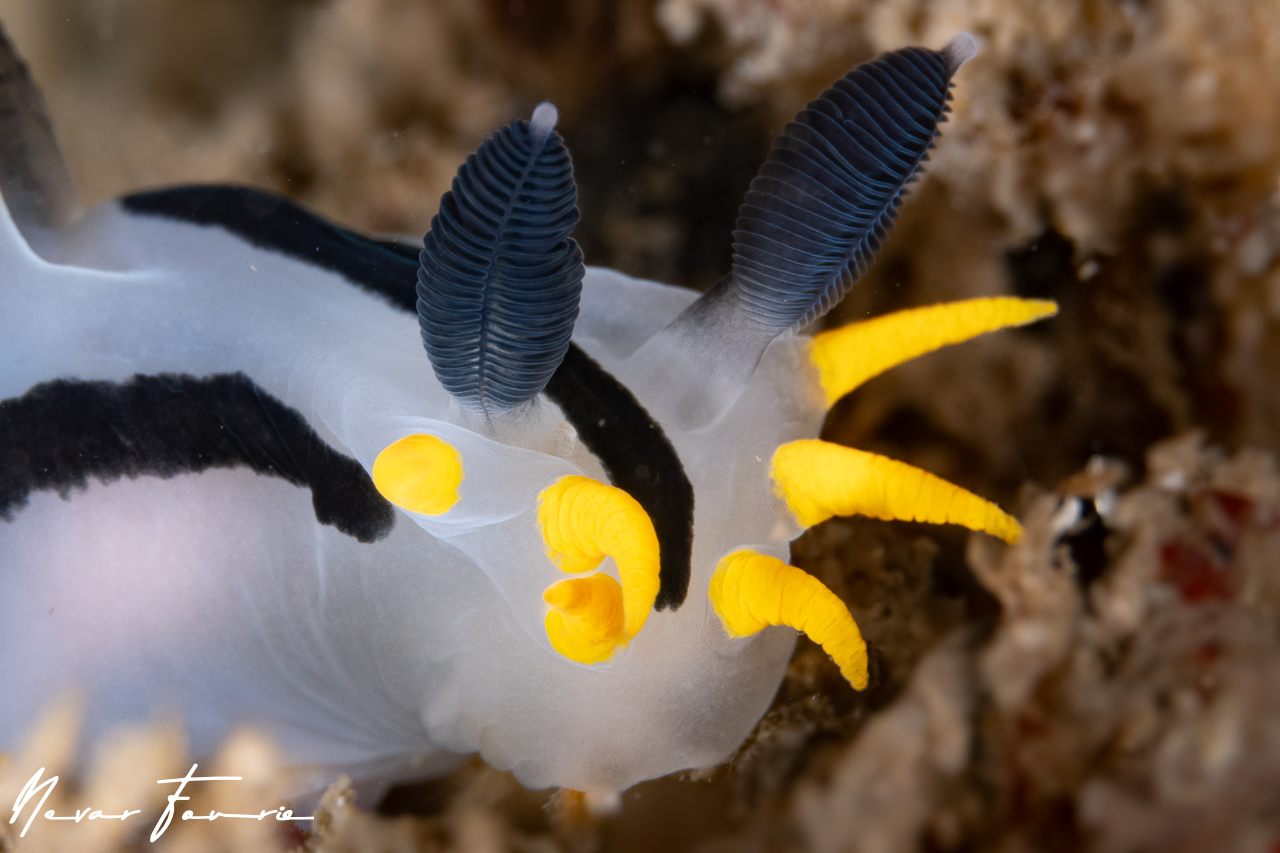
[121,183,694,605]
[122,185,420,312]
[544,345,694,610]
[0,373,394,542]
[1064,500,1110,590]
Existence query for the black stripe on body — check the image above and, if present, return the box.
[0,372,394,542]
[122,185,420,312]
[544,346,693,609]
[121,184,694,607]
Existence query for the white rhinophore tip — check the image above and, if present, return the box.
[530,102,559,147]
[943,32,979,75]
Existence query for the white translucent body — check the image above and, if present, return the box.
[0,194,827,795]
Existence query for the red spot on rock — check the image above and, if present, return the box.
[1159,538,1234,603]
[1193,641,1222,667]
[1207,490,1252,525]
[278,819,308,849]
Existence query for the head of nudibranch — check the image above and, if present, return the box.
[371,33,1056,792]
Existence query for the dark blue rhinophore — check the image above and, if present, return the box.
[417,103,584,413]
[731,35,976,334]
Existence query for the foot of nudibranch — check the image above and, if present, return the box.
[581,789,621,816]
[549,788,622,826]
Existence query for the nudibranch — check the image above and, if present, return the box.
[0,27,1054,797]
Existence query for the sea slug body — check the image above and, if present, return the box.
[0,27,1054,798]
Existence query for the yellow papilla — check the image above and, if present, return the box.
[709,549,868,689]
[771,439,1022,543]
[371,433,463,515]
[810,297,1058,406]
[537,476,661,663]
[544,574,627,665]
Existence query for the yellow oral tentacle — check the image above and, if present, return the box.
[771,439,1022,543]
[372,433,464,515]
[538,475,661,663]
[710,549,868,689]
[543,573,627,665]
[810,297,1058,406]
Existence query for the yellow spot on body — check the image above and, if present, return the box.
[538,475,661,663]
[771,439,1022,543]
[372,434,463,515]
[810,297,1058,406]
[709,549,867,689]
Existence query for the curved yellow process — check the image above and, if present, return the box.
[810,297,1058,406]
[538,475,661,663]
[709,549,867,689]
[544,573,627,665]
[771,439,1022,543]
[372,433,464,515]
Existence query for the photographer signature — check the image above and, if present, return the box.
[10,763,314,841]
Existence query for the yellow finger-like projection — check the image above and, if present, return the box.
[710,549,868,689]
[538,475,661,663]
[372,433,464,515]
[543,574,626,665]
[810,297,1058,406]
[771,439,1022,543]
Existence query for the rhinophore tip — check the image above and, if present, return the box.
[943,32,979,74]
[530,101,559,147]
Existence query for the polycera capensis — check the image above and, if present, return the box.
[0,28,1054,798]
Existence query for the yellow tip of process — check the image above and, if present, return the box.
[709,549,868,689]
[538,476,662,663]
[810,297,1058,406]
[771,439,1022,544]
[372,433,464,515]
[544,574,627,665]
